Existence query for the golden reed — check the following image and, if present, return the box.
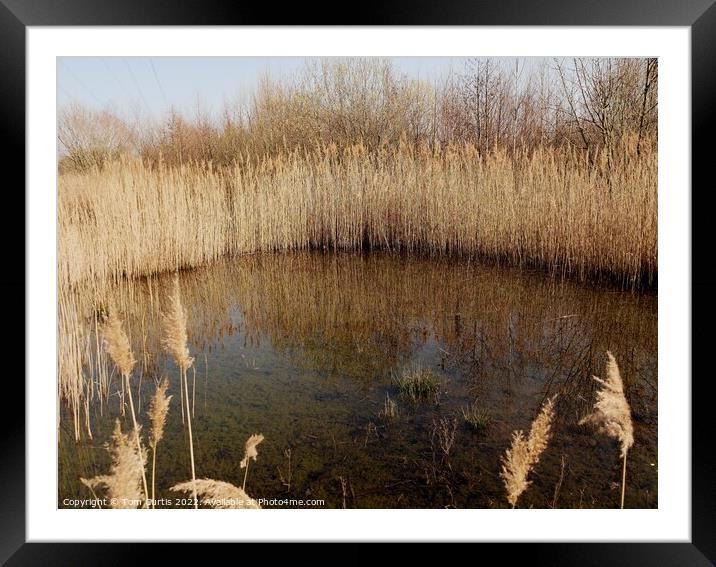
[148,377,172,504]
[59,142,656,291]
[100,307,150,508]
[170,479,261,509]
[501,396,556,508]
[161,276,198,509]
[80,419,148,509]
[580,351,634,508]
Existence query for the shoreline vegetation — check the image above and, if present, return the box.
[60,140,656,290]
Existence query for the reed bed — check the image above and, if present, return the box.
[59,141,656,291]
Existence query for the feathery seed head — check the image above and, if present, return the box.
[101,306,135,377]
[500,430,531,508]
[501,396,556,508]
[240,433,265,469]
[80,419,147,508]
[170,478,261,509]
[162,276,194,371]
[579,351,634,458]
[527,396,555,464]
[148,377,172,449]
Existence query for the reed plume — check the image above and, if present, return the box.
[148,377,172,504]
[80,419,148,508]
[162,276,193,372]
[527,396,555,459]
[580,351,634,508]
[501,396,555,508]
[501,431,531,508]
[171,479,261,509]
[240,433,265,491]
[101,306,149,507]
[101,304,135,377]
[162,275,198,508]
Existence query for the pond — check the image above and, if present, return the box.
[59,251,657,509]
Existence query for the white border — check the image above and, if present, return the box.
[28,27,690,542]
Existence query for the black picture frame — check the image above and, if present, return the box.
[5,0,714,563]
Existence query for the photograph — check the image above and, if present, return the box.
[56,55,658,511]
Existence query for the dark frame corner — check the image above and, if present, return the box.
[5,0,715,563]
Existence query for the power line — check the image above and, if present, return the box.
[102,58,133,101]
[58,85,74,101]
[59,59,103,106]
[123,58,153,116]
[149,58,168,108]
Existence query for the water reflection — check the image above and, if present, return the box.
[59,252,657,508]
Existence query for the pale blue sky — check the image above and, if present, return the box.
[57,57,479,119]
[57,57,554,120]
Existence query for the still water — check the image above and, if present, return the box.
[59,252,657,508]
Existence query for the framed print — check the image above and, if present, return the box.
[6,0,715,563]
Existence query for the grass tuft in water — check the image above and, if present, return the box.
[379,393,400,421]
[460,402,492,432]
[394,366,440,403]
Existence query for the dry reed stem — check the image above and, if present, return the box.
[123,375,150,508]
[170,479,261,509]
[161,279,198,508]
[501,396,556,508]
[148,377,172,503]
[240,433,265,491]
[181,367,198,508]
[80,419,147,508]
[101,306,149,507]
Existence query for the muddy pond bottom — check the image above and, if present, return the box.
[59,252,657,509]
